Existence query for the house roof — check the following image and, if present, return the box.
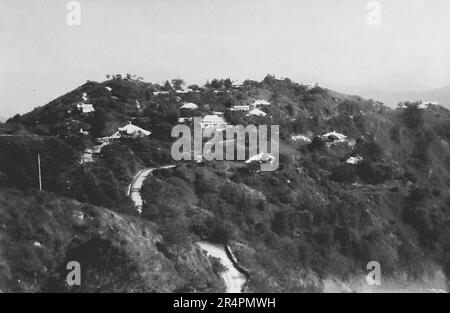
[77,103,94,108]
[76,103,95,112]
[178,117,192,123]
[202,115,226,124]
[246,108,267,117]
[321,131,347,141]
[245,152,276,164]
[232,105,250,111]
[180,102,198,109]
[291,135,311,142]
[110,122,151,138]
[346,156,363,165]
[253,99,270,106]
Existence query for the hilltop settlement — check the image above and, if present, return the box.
[0,74,450,292]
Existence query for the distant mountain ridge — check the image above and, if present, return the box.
[355,85,450,108]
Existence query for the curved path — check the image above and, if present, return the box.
[197,241,246,293]
[127,165,176,213]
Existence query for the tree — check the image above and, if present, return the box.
[223,78,233,89]
[171,78,185,90]
[163,80,173,91]
[403,103,424,129]
[308,136,325,152]
[210,79,223,89]
[188,84,201,91]
[161,214,189,266]
[90,109,106,137]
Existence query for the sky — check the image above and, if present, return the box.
[1,0,450,118]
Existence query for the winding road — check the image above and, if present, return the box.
[127,165,176,213]
[127,165,247,293]
[197,241,247,293]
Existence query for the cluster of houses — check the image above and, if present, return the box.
[230,99,270,117]
[153,88,199,96]
[398,100,439,110]
[80,122,152,164]
[291,131,353,147]
[176,99,271,131]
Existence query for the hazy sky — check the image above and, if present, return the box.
[1,0,450,118]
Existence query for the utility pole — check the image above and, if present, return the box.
[37,153,42,191]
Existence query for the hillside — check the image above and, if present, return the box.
[1,75,449,292]
[0,188,225,293]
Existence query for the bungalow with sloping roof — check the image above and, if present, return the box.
[291,135,311,142]
[245,152,276,164]
[321,131,347,143]
[180,102,198,110]
[246,108,267,117]
[110,122,151,139]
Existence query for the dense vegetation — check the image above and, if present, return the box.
[0,75,449,292]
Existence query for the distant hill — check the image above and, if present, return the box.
[355,85,450,108]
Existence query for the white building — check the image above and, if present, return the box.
[346,156,363,165]
[321,131,347,143]
[231,105,250,111]
[232,80,243,88]
[178,117,193,123]
[110,122,151,139]
[418,100,438,109]
[153,91,170,96]
[252,99,271,106]
[176,88,194,94]
[180,102,199,110]
[80,149,94,164]
[246,108,267,117]
[245,152,276,164]
[79,128,89,135]
[291,135,311,142]
[76,103,95,113]
[200,115,227,130]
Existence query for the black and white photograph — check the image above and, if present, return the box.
[0,0,449,302]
